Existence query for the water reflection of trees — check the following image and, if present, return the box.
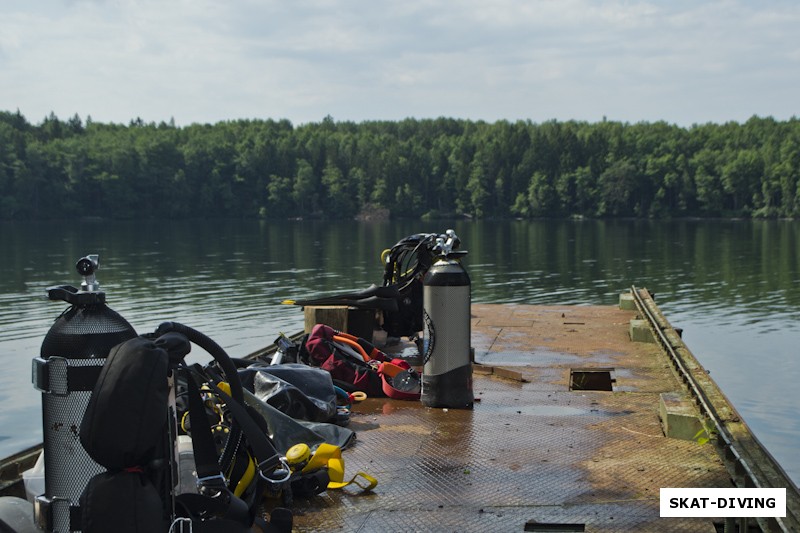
[1,219,798,311]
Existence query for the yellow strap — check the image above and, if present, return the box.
[327,471,378,491]
[301,443,377,491]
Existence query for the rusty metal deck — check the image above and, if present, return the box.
[280,302,733,532]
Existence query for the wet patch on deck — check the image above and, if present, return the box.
[475,348,591,367]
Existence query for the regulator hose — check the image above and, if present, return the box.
[156,321,244,402]
[155,321,245,474]
[382,233,437,288]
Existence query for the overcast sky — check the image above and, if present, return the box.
[1,0,798,127]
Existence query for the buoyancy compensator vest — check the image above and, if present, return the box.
[78,322,293,533]
[380,233,438,337]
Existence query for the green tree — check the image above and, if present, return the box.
[2,110,798,220]
[691,148,724,215]
[293,159,318,214]
[527,171,557,216]
[466,155,491,217]
[321,161,355,217]
[721,149,762,213]
[597,159,637,216]
[264,174,293,218]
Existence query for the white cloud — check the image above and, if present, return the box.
[1,0,799,126]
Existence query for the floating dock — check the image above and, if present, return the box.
[284,289,799,532]
[2,289,797,532]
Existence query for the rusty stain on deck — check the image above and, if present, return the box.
[277,303,730,532]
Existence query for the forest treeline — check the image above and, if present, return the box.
[1,110,799,220]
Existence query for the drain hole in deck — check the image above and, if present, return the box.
[569,368,615,391]
[525,522,585,532]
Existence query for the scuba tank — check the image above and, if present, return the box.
[32,255,137,532]
[421,230,473,409]
[31,256,294,532]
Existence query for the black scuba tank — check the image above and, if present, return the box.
[33,255,137,533]
[40,261,136,361]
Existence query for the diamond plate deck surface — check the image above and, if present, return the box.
[280,303,730,532]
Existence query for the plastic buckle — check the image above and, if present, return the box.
[32,357,50,393]
[197,473,226,485]
[196,473,227,497]
[169,517,193,533]
[34,495,71,531]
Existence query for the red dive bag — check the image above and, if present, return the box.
[304,324,420,400]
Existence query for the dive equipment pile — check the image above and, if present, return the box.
[30,256,378,533]
[285,230,451,339]
[283,229,472,406]
[304,324,422,401]
[26,231,469,532]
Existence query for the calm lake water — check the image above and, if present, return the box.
[1,218,798,487]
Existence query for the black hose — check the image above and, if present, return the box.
[155,321,244,404]
[155,321,244,474]
[383,233,436,288]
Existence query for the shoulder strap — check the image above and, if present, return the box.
[208,380,285,480]
[180,367,293,532]
[185,366,291,495]
[183,368,227,484]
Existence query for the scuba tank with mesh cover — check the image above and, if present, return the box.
[33,255,138,532]
[421,230,473,409]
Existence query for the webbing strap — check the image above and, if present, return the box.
[184,368,224,482]
[300,443,378,491]
[205,378,292,525]
[208,384,282,477]
[184,366,288,501]
[300,443,337,475]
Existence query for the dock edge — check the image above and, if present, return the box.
[630,286,800,533]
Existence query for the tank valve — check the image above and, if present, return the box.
[46,253,105,305]
[77,254,100,292]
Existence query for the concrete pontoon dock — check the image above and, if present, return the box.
[283,289,799,532]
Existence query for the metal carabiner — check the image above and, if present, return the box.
[258,456,292,485]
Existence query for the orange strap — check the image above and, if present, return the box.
[333,335,370,361]
[334,331,359,342]
[333,330,387,360]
